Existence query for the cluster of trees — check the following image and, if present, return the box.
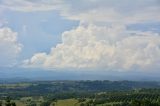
[39,98,57,106]
[78,98,160,106]
[130,99,160,106]
[77,91,160,106]
[107,93,160,102]
[0,97,16,106]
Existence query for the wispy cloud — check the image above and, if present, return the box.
[1,0,160,24]
[0,0,65,12]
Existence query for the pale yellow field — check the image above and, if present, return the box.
[55,99,79,106]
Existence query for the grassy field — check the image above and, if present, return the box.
[0,83,32,89]
[55,99,78,106]
[14,100,26,106]
[55,99,120,106]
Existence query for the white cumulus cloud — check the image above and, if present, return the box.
[0,27,22,66]
[23,24,160,71]
[5,0,159,71]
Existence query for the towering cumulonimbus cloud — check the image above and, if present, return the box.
[23,25,160,71]
[0,27,22,66]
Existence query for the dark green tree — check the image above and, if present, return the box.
[0,101,2,106]
[11,102,16,106]
[40,101,51,106]
[5,97,11,106]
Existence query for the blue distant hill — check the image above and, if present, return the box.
[0,67,159,82]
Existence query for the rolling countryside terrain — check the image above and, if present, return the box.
[0,80,160,106]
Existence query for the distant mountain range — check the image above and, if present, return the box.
[0,67,160,82]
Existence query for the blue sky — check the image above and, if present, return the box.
[0,0,160,75]
[3,10,79,59]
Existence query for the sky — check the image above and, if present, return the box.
[0,0,160,77]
